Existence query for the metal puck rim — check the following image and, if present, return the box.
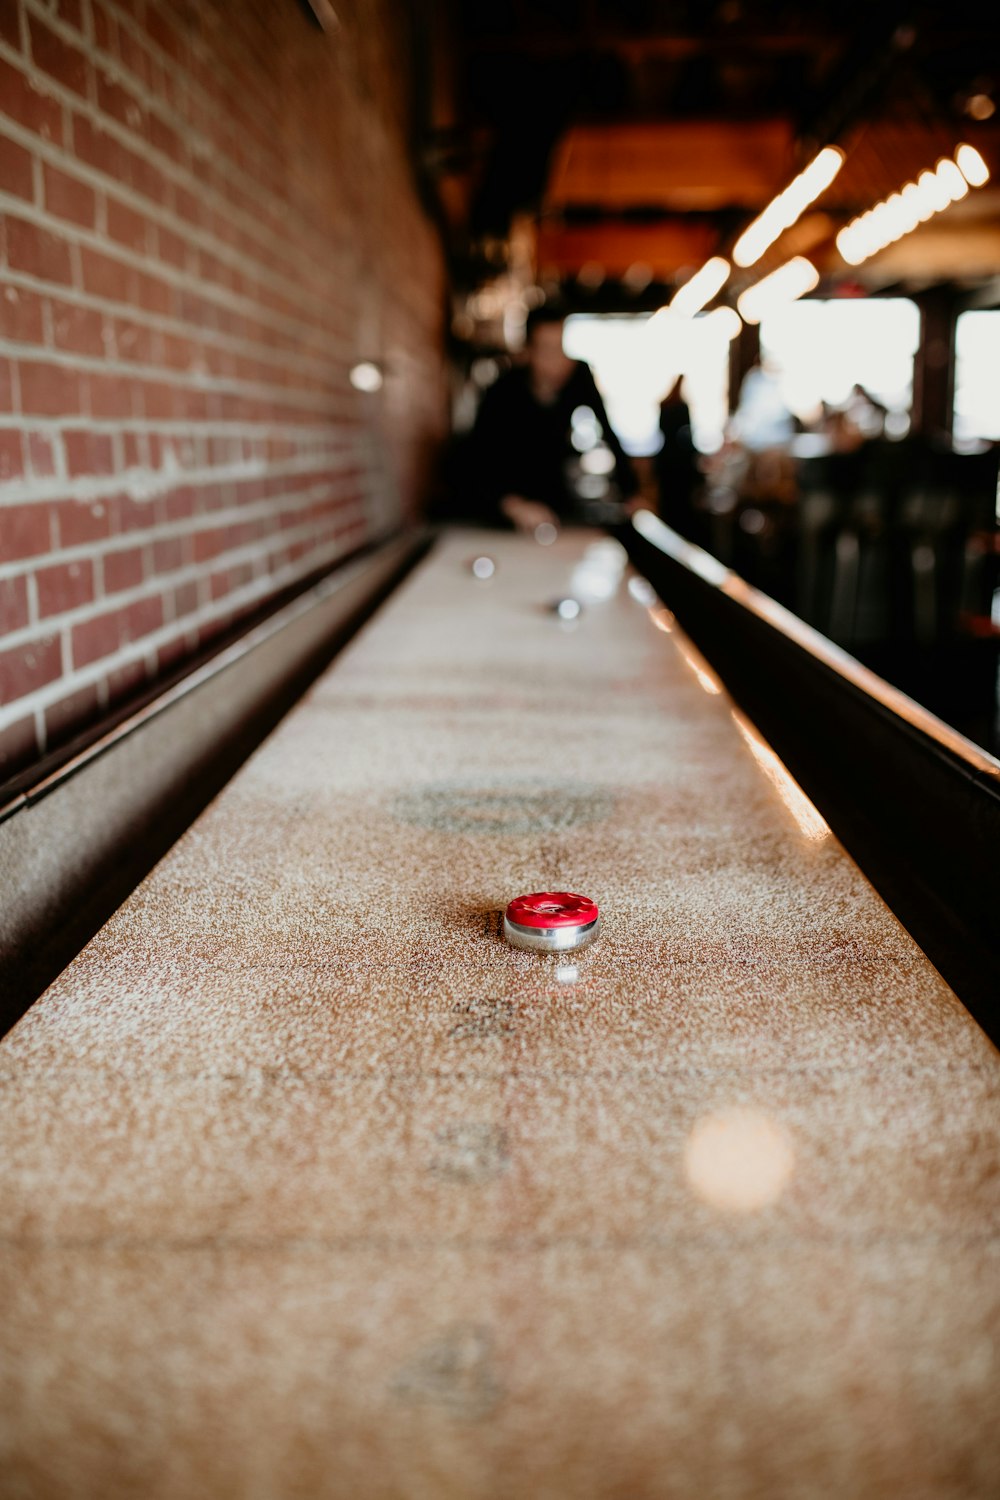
[503,914,600,952]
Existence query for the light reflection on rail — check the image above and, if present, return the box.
[732,709,831,843]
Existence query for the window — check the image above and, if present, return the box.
[563,312,733,456]
[954,310,1000,443]
[757,298,920,433]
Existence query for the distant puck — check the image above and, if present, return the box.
[503,891,600,952]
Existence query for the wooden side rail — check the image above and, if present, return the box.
[620,510,1000,1041]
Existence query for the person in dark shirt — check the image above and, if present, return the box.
[655,382,702,544]
[467,307,638,531]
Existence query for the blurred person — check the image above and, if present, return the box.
[655,380,701,543]
[819,384,889,452]
[844,382,888,441]
[466,307,638,531]
[729,359,795,452]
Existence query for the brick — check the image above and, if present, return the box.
[195,613,226,650]
[129,151,167,206]
[0,358,14,412]
[43,163,97,228]
[0,713,40,778]
[0,632,61,700]
[0,574,30,633]
[122,591,163,642]
[109,490,155,533]
[1,502,53,558]
[36,557,94,616]
[156,633,188,673]
[72,111,130,181]
[148,113,186,166]
[4,217,74,286]
[54,496,112,547]
[173,288,211,327]
[172,579,198,617]
[44,679,101,749]
[0,431,24,484]
[116,25,154,90]
[71,605,122,667]
[105,655,147,705]
[63,428,115,476]
[172,185,201,231]
[49,298,108,357]
[18,361,85,417]
[161,484,195,521]
[102,544,144,593]
[211,561,253,599]
[192,524,229,562]
[0,57,63,141]
[155,223,187,268]
[0,4,22,51]
[24,430,57,477]
[95,72,141,126]
[29,15,91,98]
[88,371,135,418]
[113,316,154,363]
[0,283,46,344]
[161,331,198,369]
[106,196,148,252]
[138,379,173,419]
[75,599,164,669]
[134,270,171,316]
[151,535,183,572]
[143,5,185,64]
[80,244,134,302]
[0,136,34,203]
[91,2,117,56]
[50,2,86,36]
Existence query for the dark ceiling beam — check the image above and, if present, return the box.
[795,5,917,147]
[463,33,848,58]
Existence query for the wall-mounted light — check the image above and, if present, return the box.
[349,361,383,392]
[836,144,990,266]
[736,257,819,325]
[733,146,845,269]
[963,93,995,122]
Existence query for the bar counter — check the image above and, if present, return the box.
[1,529,997,1499]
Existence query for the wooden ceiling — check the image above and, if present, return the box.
[438,0,1000,293]
[546,121,796,212]
[536,119,1000,286]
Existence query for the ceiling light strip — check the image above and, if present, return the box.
[733,146,845,269]
[736,257,820,325]
[837,143,990,266]
[669,256,732,317]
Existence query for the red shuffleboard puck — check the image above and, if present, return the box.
[503,891,600,952]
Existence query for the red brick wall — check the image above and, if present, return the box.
[0,0,447,778]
